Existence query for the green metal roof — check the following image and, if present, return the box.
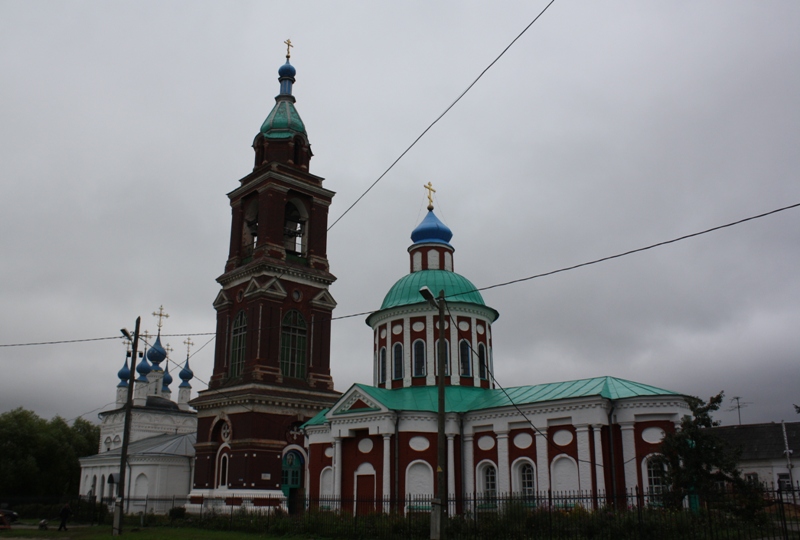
[302,377,680,429]
[355,376,680,414]
[304,407,330,427]
[379,270,488,310]
[260,99,306,139]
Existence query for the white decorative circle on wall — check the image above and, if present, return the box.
[476,324,485,335]
[380,329,386,339]
[324,447,334,458]
[477,435,495,451]
[392,324,403,335]
[513,432,533,449]
[412,322,425,332]
[458,321,470,331]
[409,436,430,452]
[358,438,374,454]
[552,429,574,447]
[641,427,666,444]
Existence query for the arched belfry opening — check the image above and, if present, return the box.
[283,200,308,256]
[242,196,259,258]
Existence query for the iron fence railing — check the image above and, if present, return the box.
[5,482,798,539]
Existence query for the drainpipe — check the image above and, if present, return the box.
[607,400,618,507]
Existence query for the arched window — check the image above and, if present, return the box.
[379,347,387,384]
[478,343,487,380]
[229,311,247,377]
[647,456,666,498]
[521,463,535,496]
[435,340,450,376]
[413,340,426,377]
[218,454,229,488]
[392,343,404,380]
[478,463,497,504]
[459,339,471,377]
[281,310,307,379]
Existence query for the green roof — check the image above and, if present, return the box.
[302,377,681,429]
[378,270,489,311]
[260,99,306,139]
[355,376,679,414]
[304,407,330,427]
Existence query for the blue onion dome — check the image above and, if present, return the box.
[411,210,453,246]
[179,358,194,388]
[136,355,151,381]
[146,335,167,369]
[162,366,173,392]
[117,359,130,388]
[278,59,296,78]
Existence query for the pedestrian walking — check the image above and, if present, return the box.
[57,503,71,531]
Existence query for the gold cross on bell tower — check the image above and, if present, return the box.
[284,38,293,59]
[152,305,169,332]
[424,182,436,211]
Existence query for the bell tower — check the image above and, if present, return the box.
[190,47,340,499]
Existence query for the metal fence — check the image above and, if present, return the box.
[8,483,798,539]
[150,483,799,539]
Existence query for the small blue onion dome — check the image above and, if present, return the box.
[136,355,151,381]
[147,335,167,368]
[179,358,194,389]
[278,59,296,78]
[117,359,130,388]
[411,210,453,245]
[162,366,173,392]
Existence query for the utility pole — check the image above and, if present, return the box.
[420,286,447,540]
[113,317,141,536]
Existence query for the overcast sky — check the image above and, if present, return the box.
[1,1,798,428]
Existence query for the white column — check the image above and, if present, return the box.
[383,434,392,511]
[333,437,342,500]
[619,423,638,494]
[463,434,474,499]
[576,425,592,494]
[496,431,510,495]
[447,434,456,514]
[593,425,606,496]
[535,428,550,492]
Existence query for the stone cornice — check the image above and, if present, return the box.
[229,167,333,202]
[368,302,496,328]
[217,260,336,290]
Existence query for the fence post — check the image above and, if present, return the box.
[777,490,789,540]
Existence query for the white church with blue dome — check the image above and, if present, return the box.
[79,319,198,512]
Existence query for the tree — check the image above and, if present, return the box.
[0,408,100,501]
[653,392,743,505]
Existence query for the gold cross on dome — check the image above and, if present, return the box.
[165,344,173,358]
[284,39,293,59]
[424,182,436,210]
[152,305,169,330]
[183,337,194,357]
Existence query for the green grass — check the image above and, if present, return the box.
[0,524,309,540]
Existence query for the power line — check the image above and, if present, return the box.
[327,0,557,231]
[4,200,799,349]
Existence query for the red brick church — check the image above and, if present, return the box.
[188,50,690,512]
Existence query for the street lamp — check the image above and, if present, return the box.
[113,317,141,536]
[420,286,447,540]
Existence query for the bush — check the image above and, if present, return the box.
[168,506,186,520]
